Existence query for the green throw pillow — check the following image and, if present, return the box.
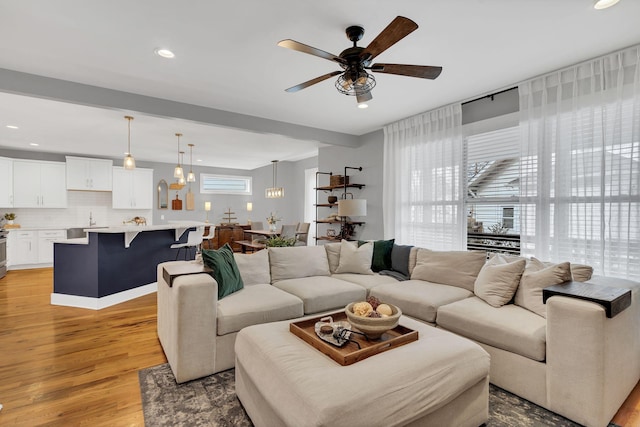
[358,239,395,272]
[202,243,244,299]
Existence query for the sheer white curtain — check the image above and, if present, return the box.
[519,45,640,279]
[383,104,465,250]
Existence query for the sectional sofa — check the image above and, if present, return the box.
[156,241,640,427]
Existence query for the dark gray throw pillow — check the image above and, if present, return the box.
[391,244,413,277]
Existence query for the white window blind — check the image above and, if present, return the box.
[465,126,521,235]
[200,174,252,195]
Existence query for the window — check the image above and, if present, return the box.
[200,174,252,195]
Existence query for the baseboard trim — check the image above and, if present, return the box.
[50,282,157,310]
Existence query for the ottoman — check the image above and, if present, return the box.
[235,315,490,427]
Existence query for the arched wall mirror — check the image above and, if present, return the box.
[158,179,168,209]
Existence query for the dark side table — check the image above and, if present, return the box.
[543,281,632,318]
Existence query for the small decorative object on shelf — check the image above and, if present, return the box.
[171,194,182,210]
[122,216,147,226]
[221,208,238,225]
[266,211,282,232]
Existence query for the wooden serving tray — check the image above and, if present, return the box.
[290,311,418,366]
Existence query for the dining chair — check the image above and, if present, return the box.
[294,222,310,246]
[201,226,215,249]
[280,224,298,240]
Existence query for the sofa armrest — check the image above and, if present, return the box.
[546,294,640,427]
[157,261,218,383]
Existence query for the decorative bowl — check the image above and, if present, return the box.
[344,302,402,340]
[327,195,338,204]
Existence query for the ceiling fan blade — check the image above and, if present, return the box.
[356,91,373,104]
[360,16,418,62]
[370,63,443,79]
[285,71,343,93]
[278,39,346,65]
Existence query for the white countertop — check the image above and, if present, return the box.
[83,221,206,234]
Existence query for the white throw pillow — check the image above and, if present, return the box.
[515,258,572,318]
[234,249,270,286]
[335,240,374,275]
[411,249,487,291]
[474,255,526,307]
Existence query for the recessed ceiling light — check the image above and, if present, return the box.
[594,0,620,9]
[357,103,369,109]
[155,48,175,59]
[196,159,203,162]
[29,143,39,146]
[6,125,18,129]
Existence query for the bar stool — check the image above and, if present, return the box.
[171,230,202,260]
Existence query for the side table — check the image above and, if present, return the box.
[542,281,631,318]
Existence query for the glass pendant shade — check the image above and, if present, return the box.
[265,160,285,198]
[173,133,184,178]
[123,116,136,170]
[187,143,196,182]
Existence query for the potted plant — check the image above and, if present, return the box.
[265,236,296,247]
[4,213,16,225]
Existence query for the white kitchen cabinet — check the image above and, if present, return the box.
[66,156,113,191]
[112,167,153,209]
[7,229,66,268]
[13,160,67,208]
[9,230,38,266]
[37,229,66,264]
[0,157,13,207]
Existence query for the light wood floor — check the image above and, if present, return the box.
[0,268,639,426]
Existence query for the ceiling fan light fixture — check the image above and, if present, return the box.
[594,0,620,9]
[357,102,369,109]
[335,72,375,96]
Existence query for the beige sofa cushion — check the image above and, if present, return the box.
[216,284,303,335]
[515,259,572,318]
[371,280,474,323]
[474,255,526,307]
[234,249,270,286]
[272,276,366,314]
[269,246,330,282]
[331,273,399,293]
[437,297,547,362]
[335,239,374,275]
[411,249,487,291]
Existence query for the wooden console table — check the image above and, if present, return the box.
[542,281,632,318]
[203,224,251,252]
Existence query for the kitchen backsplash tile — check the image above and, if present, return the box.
[3,192,152,229]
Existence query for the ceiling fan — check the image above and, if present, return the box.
[277,16,442,106]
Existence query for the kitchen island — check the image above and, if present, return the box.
[52,222,205,309]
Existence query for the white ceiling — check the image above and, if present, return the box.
[1,0,640,169]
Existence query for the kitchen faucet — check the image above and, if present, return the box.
[89,212,96,227]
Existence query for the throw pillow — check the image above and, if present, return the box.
[268,246,331,282]
[335,239,374,275]
[411,249,487,291]
[474,255,526,307]
[233,249,270,286]
[390,244,413,277]
[324,242,343,274]
[358,239,395,272]
[538,259,593,282]
[201,244,244,299]
[514,258,572,318]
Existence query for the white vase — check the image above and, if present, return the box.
[7,220,14,225]
[269,223,277,232]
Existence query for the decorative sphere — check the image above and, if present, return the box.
[345,302,401,340]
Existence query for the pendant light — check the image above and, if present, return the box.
[123,116,135,170]
[265,160,284,198]
[178,151,186,185]
[187,143,196,182]
[173,133,184,179]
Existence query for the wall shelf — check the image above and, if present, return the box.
[315,168,365,242]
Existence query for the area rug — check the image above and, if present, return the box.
[139,363,620,427]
